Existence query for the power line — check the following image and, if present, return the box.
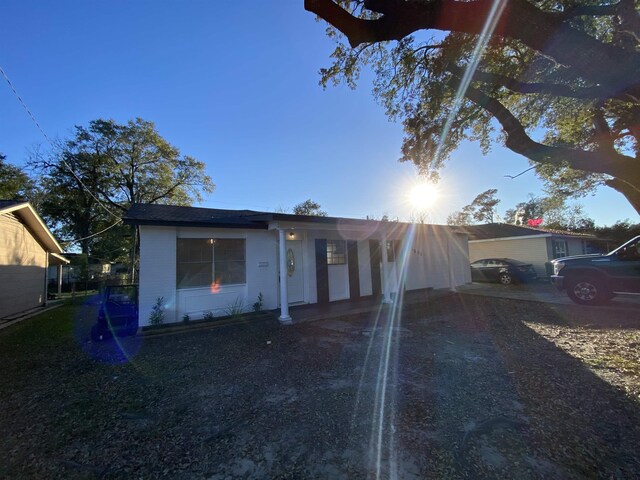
[0,64,120,221]
[62,219,124,247]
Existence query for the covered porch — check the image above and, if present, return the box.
[266,216,468,324]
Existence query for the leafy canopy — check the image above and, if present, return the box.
[32,118,214,257]
[293,199,328,216]
[306,0,640,213]
[0,153,37,202]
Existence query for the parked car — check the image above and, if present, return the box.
[470,258,538,285]
[551,235,640,306]
[91,285,139,341]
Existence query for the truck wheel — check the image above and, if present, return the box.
[566,276,610,306]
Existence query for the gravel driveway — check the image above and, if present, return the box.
[1,294,639,478]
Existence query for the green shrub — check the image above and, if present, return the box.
[252,292,264,313]
[149,297,165,326]
[225,298,245,319]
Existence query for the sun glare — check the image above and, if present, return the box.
[409,183,438,209]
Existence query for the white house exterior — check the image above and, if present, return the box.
[461,223,598,278]
[125,204,471,326]
[0,200,68,319]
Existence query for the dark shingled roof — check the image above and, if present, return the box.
[0,199,25,210]
[124,203,459,233]
[124,204,270,229]
[459,223,596,240]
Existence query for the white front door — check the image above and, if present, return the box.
[286,240,304,304]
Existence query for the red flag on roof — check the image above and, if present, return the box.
[527,218,543,227]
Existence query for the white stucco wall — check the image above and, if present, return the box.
[139,226,177,326]
[358,240,373,297]
[139,226,279,326]
[138,222,471,325]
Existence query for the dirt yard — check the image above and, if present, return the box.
[0,294,639,479]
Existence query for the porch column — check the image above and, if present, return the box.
[381,233,392,304]
[278,228,292,324]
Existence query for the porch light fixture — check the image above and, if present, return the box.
[289,232,295,238]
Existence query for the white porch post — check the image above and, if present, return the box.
[278,228,292,324]
[381,233,392,304]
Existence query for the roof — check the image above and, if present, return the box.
[0,199,22,209]
[0,200,66,255]
[124,203,461,234]
[460,223,596,241]
[124,204,271,229]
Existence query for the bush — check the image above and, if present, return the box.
[252,292,264,312]
[149,297,165,325]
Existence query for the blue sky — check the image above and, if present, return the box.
[1,1,637,226]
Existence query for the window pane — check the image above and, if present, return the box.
[214,238,245,261]
[214,260,246,285]
[214,239,246,284]
[327,240,346,265]
[176,239,213,288]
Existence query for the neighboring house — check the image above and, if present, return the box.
[0,200,68,319]
[124,204,471,326]
[461,223,599,278]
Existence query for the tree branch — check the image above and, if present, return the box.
[460,82,636,182]
[305,0,640,100]
[446,64,633,102]
[553,4,621,21]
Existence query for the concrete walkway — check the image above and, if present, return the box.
[457,281,640,310]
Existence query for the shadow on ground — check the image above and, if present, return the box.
[0,294,639,478]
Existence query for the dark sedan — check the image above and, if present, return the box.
[470,258,538,285]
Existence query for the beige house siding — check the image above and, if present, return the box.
[0,212,47,318]
[469,237,550,278]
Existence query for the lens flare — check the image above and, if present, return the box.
[409,183,438,210]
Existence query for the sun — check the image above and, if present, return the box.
[409,183,439,210]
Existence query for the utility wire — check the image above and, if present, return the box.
[0,64,120,221]
[62,219,124,246]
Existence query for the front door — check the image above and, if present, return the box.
[286,240,304,304]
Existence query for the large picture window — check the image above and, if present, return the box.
[327,240,346,265]
[176,238,246,289]
[213,239,246,285]
[177,239,213,288]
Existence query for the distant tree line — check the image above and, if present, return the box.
[1,118,214,276]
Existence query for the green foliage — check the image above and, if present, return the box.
[313,1,640,210]
[592,220,640,246]
[182,314,190,323]
[292,199,328,216]
[503,194,595,231]
[447,189,500,225]
[252,292,264,313]
[149,297,165,326]
[32,118,215,258]
[203,311,215,322]
[0,153,38,202]
[225,298,245,319]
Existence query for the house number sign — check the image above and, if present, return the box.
[286,248,295,276]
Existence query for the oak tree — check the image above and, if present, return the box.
[306,0,640,213]
[33,118,214,259]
